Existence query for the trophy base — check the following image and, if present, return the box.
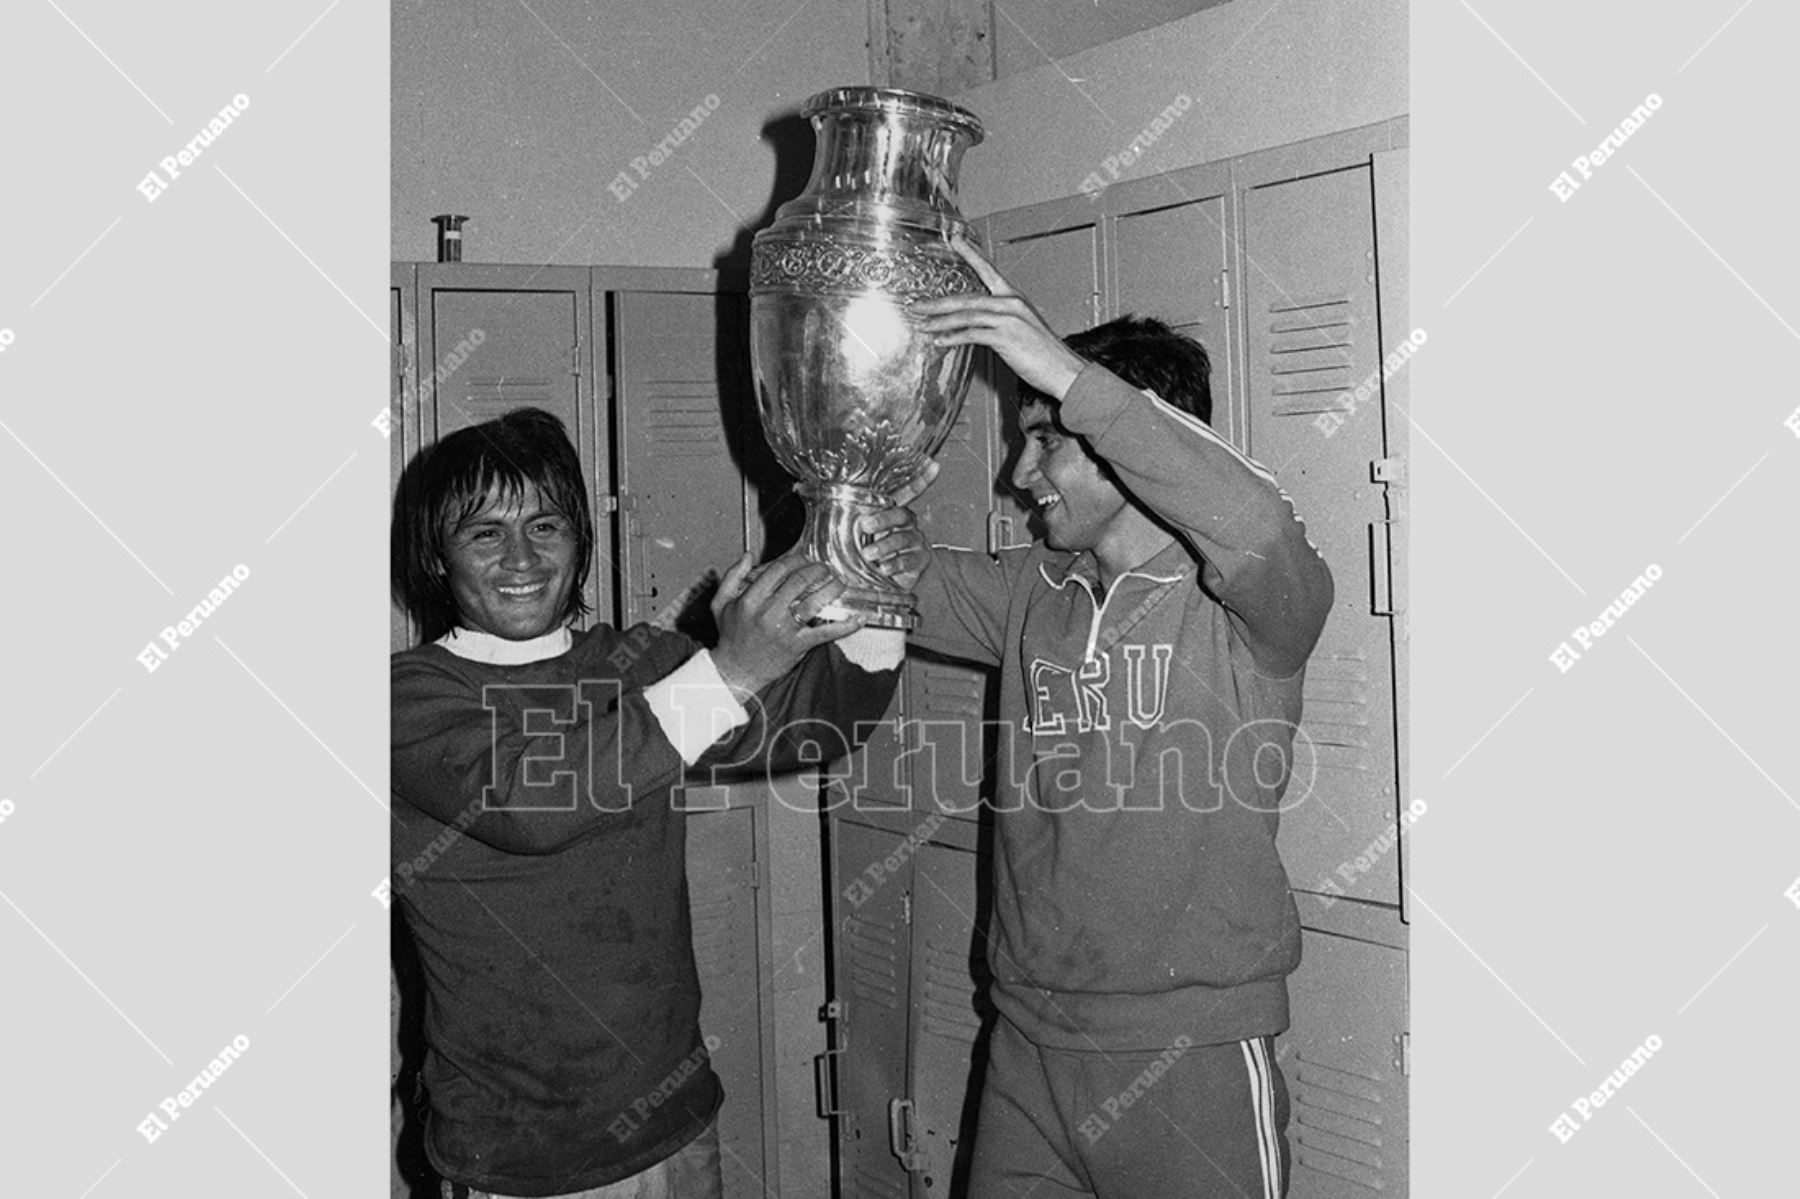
[797,481,919,633]
[814,586,917,632]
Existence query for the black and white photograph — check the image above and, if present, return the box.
[388,4,1404,1195]
[4,2,1797,1196]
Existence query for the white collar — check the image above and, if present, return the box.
[435,624,574,665]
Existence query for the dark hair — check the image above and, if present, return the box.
[397,407,593,642]
[1056,315,1213,426]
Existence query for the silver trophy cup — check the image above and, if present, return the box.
[748,87,986,630]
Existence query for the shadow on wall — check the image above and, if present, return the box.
[709,110,818,573]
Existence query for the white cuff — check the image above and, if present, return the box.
[836,627,907,672]
[643,649,751,766]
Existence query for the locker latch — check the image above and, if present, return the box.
[815,1049,841,1118]
[1368,521,1396,616]
[889,1098,929,1172]
[1371,457,1404,483]
[986,512,1015,556]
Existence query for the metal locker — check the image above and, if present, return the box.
[612,291,749,633]
[389,263,418,1199]
[905,357,1002,823]
[1370,145,1412,920]
[1109,167,1239,441]
[391,264,418,654]
[421,266,605,627]
[1277,927,1408,1197]
[1239,164,1405,909]
[905,839,991,1199]
[828,820,917,1199]
[686,805,777,1199]
[845,680,911,815]
[990,209,1104,337]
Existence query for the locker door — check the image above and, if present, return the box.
[988,209,1100,554]
[391,264,417,653]
[830,821,915,1199]
[906,840,990,1199]
[687,806,775,1199]
[1371,146,1411,920]
[389,265,418,1197]
[613,291,748,632]
[989,208,1103,337]
[1110,167,1237,442]
[905,358,1000,822]
[424,268,605,626]
[1240,166,1404,908]
[1277,929,1408,1197]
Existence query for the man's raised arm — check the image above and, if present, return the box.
[913,236,1333,677]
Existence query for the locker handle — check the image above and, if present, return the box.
[814,1049,840,1118]
[622,503,655,615]
[987,512,1015,556]
[888,1098,928,1172]
[1369,521,1394,616]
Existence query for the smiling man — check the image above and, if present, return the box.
[860,240,1334,1198]
[391,407,901,1199]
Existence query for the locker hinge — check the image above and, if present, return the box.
[596,495,619,515]
[1371,457,1404,483]
[1219,268,1231,310]
[570,341,582,377]
[749,855,760,890]
[901,893,912,925]
[392,343,408,374]
[1400,1031,1411,1076]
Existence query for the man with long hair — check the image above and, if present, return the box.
[392,407,900,1198]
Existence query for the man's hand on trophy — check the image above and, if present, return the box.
[859,461,938,592]
[710,553,866,696]
[913,234,1088,401]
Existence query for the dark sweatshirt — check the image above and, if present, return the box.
[910,363,1334,1052]
[392,625,896,1195]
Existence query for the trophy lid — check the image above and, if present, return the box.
[801,86,984,146]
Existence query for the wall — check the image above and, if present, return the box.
[392,0,872,268]
[952,0,1407,218]
[993,0,1232,81]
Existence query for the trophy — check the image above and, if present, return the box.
[749,87,986,630]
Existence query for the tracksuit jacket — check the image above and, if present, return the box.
[909,362,1335,1052]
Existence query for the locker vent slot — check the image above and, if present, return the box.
[462,376,557,406]
[1266,293,1356,415]
[689,893,745,974]
[1299,651,1373,771]
[853,1163,908,1198]
[1290,1051,1390,1192]
[920,664,984,721]
[644,386,727,457]
[844,911,903,1010]
[919,939,982,1045]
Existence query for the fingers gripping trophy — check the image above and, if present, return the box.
[748,87,986,630]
